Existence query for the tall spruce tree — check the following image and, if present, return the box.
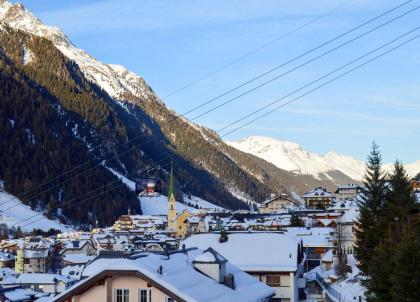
[389,221,420,302]
[355,142,387,276]
[384,161,417,223]
[366,161,419,301]
[375,162,419,301]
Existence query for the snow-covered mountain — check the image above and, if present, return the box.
[227,136,420,181]
[0,1,155,103]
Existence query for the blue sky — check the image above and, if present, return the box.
[13,0,420,163]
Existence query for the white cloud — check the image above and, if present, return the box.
[368,95,420,109]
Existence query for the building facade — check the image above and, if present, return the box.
[302,188,334,209]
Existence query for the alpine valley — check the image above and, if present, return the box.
[0,1,401,229]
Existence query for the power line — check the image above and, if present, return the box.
[0,0,415,209]
[15,28,419,230]
[220,32,420,138]
[163,0,357,99]
[10,156,173,230]
[181,0,415,117]
[187,6,420,122]
[3,154,172,216]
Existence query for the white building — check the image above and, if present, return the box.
[336,204,359,251]
[334,184,363,201]
[182,233,305,302]
[302,188,334,209]
[257,194,294,214]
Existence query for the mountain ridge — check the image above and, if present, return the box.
[227,136,420,181]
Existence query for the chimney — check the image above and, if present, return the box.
[224,274,235,289]
[193,248,227,284]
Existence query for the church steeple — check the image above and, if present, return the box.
[168,161,175,201]
[167,161,177,233]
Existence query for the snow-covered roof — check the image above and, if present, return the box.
[56,249,274,302]
[61,240,93,254]
[0,267,18,277]
[328,198,357,211]
[336,184,362,190]
[340,205,359,224]
[17,273,75,285]
[193,248,227,264]
[285,227,335,248]
[182,233,298,272]
[61,264,85,280]
[260,194,292,205]
[4,288,43,302]
[62,253,95,264]
[24,248,49,258]
[303,187,333,198]
[0,250,14,261]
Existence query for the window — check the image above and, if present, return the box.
[166,297,175,302]
[115,288,129,302]
[280,274,291,287]
[138,289,150,302]
[266,274,281,287]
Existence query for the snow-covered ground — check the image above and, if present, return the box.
[104,166,136,191]
[0,191,73,232]
[227,136,420,180]
[139,194,224,215]
[139,195,199,216]
[22,44,33,65]
[226,186,256,207]
[104,167,224,213]
[183,194,224,210]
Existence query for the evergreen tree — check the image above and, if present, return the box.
[354,142,387,276]
[384,161,417,224]
[389,220,420,302]
[367,239,393,302]
[366,161,419,301]
[14,226,23,239]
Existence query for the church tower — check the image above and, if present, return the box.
[167,162,177,232]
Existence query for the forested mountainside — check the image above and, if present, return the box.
[0,31,139,227]
[0,25,274,226]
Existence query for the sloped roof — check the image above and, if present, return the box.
[54,249,274,302]
[17,273,75,285]
[182,233,298,272]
